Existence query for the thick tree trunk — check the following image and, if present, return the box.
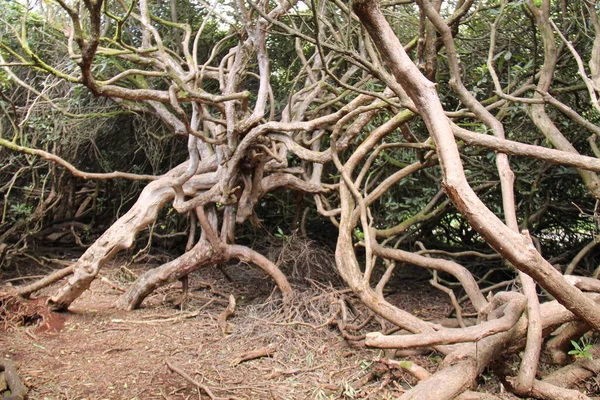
[48,178,177,310]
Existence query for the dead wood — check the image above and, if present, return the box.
[231,344,276,367]
[0,359,27,400]
[165,359,219,400]
[262,363,326,379]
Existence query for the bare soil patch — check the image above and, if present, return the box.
[1,260,503,399]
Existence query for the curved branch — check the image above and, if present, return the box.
[371,241,488,312]
[353,0,600,332]
[0,137,158,181]
[365,292,525,349]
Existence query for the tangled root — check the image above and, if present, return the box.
[0,291,63,333]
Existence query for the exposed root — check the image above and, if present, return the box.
[115,240,219,310]
[217,294,236,335]
[171,275,189,308]
[115,240,292,310]
[543,346,600,388]
[545,321,591,365]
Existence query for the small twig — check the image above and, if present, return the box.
[111,311,204,325]
[93,327,133,334]
[430,276,465,328]
[24,328,38,341]
[231,344,276,367]
[263,363,327,379]
[2,275,46,283]
[248,316,336,330]
[111,300,216,325]
[165,359,219,400]
[99,275,126,292]
[102,347,133,355]
[187,293,230,305]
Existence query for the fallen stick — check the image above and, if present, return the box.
[231,344,276,367]
[16,265,74,298]
[165,359,218,400]
[263,363,327,379]
[111,310,205,325]
[98,276,126,292]
[2,276,46,284]
[0,358,28,400]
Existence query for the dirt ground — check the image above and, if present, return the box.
[1,259,497,400]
